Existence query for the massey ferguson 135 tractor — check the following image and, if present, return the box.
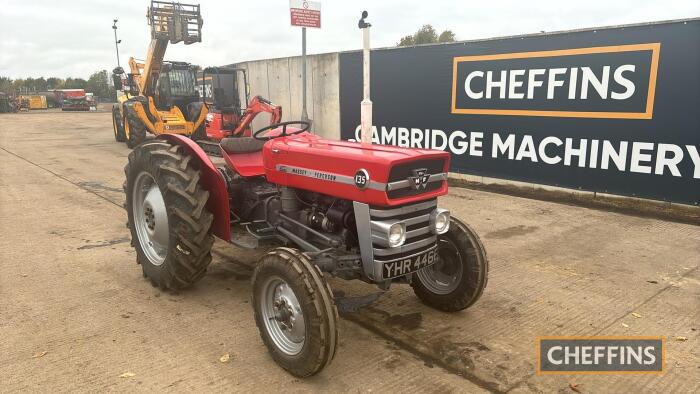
[124,125,488,376]
[123,9,487,378]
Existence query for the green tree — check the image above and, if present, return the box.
[34,77,48,91]
[0,76,12,94]
[86,70,115,100]
[397,25,457,47]
[413,25,438,45]
[397,35,415,46]
[63,77,87,89]
[46,77,63,89]
[438,30,456,43]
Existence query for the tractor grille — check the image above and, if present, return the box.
[369,199,437,263]
[386,158,446,199]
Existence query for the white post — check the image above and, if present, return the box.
[360,25,372,144]
[301,27,309,122]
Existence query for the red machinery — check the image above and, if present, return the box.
[124,10,486,378]
[56,89,90,111]
[123,122,488,377]
[201,67,282,140]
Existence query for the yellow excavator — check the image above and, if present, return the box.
[112,1,207,148]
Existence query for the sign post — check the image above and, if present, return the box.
[290,0,321,123]
[358,11,372,144]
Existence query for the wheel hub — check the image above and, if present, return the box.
[132,172,169,266]
[416,238,463,295]
[261,278,305,355]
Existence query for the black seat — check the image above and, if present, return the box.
[220,137,266,154]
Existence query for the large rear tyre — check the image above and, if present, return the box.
[411,217,488,312]
[252,248,338,377]
[125,107,147,148]
[124,140,214,290]
[112,107,126,142]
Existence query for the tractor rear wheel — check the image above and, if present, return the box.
[112,107,126,142]
[252,247,338,377]
[124,140,214,290]
[411,217,488,312]
[125,108,147,148]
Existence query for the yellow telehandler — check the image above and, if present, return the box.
[112,1,207,148]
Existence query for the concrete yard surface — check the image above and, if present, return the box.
[1,110,698,393]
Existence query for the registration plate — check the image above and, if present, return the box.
[382,246,439,279]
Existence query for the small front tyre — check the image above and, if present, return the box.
[411,217,488,312]
[252,248,339,377]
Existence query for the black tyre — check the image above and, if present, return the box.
[187,103,208,141]
[191,123,207,141]
[410,217,488,312]
[112,107,126,142]
[125,106,147,148]
[124,140,214,290]
[252,247,339,377]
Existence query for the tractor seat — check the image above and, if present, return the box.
[220,137,266,177]
[220,137,265,154]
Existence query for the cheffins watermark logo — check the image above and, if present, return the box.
[538,336,665,374]
[451,43,660,119]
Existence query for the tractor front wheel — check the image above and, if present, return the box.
[252,247,338,377]
[411,217,488,312]
[124,140,214,290]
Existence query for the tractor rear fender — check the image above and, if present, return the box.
[157,134,231,241]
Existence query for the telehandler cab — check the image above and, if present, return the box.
[112,1,207,148]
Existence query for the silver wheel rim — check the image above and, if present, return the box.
[132,171,169,266]
[416,238,463,295]
[260,276,305,355]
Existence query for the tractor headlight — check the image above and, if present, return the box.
[371,220,406,248]
[388,222,406,247]
[430,208,450,234]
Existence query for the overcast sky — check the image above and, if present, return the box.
[1,0,698,79]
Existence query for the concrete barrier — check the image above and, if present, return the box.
[231,53,340,139]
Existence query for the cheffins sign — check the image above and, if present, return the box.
[451,43,660,119]
[339,19,700,205]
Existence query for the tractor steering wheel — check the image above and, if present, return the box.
[253,121,310,141]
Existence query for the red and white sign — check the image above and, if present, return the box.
[290,0,321,28]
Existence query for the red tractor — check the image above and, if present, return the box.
[201,67,282,140]
[123,122,488,377]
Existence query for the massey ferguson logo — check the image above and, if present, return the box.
[409,168,430,190]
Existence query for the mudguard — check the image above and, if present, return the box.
[157,134,231,241]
